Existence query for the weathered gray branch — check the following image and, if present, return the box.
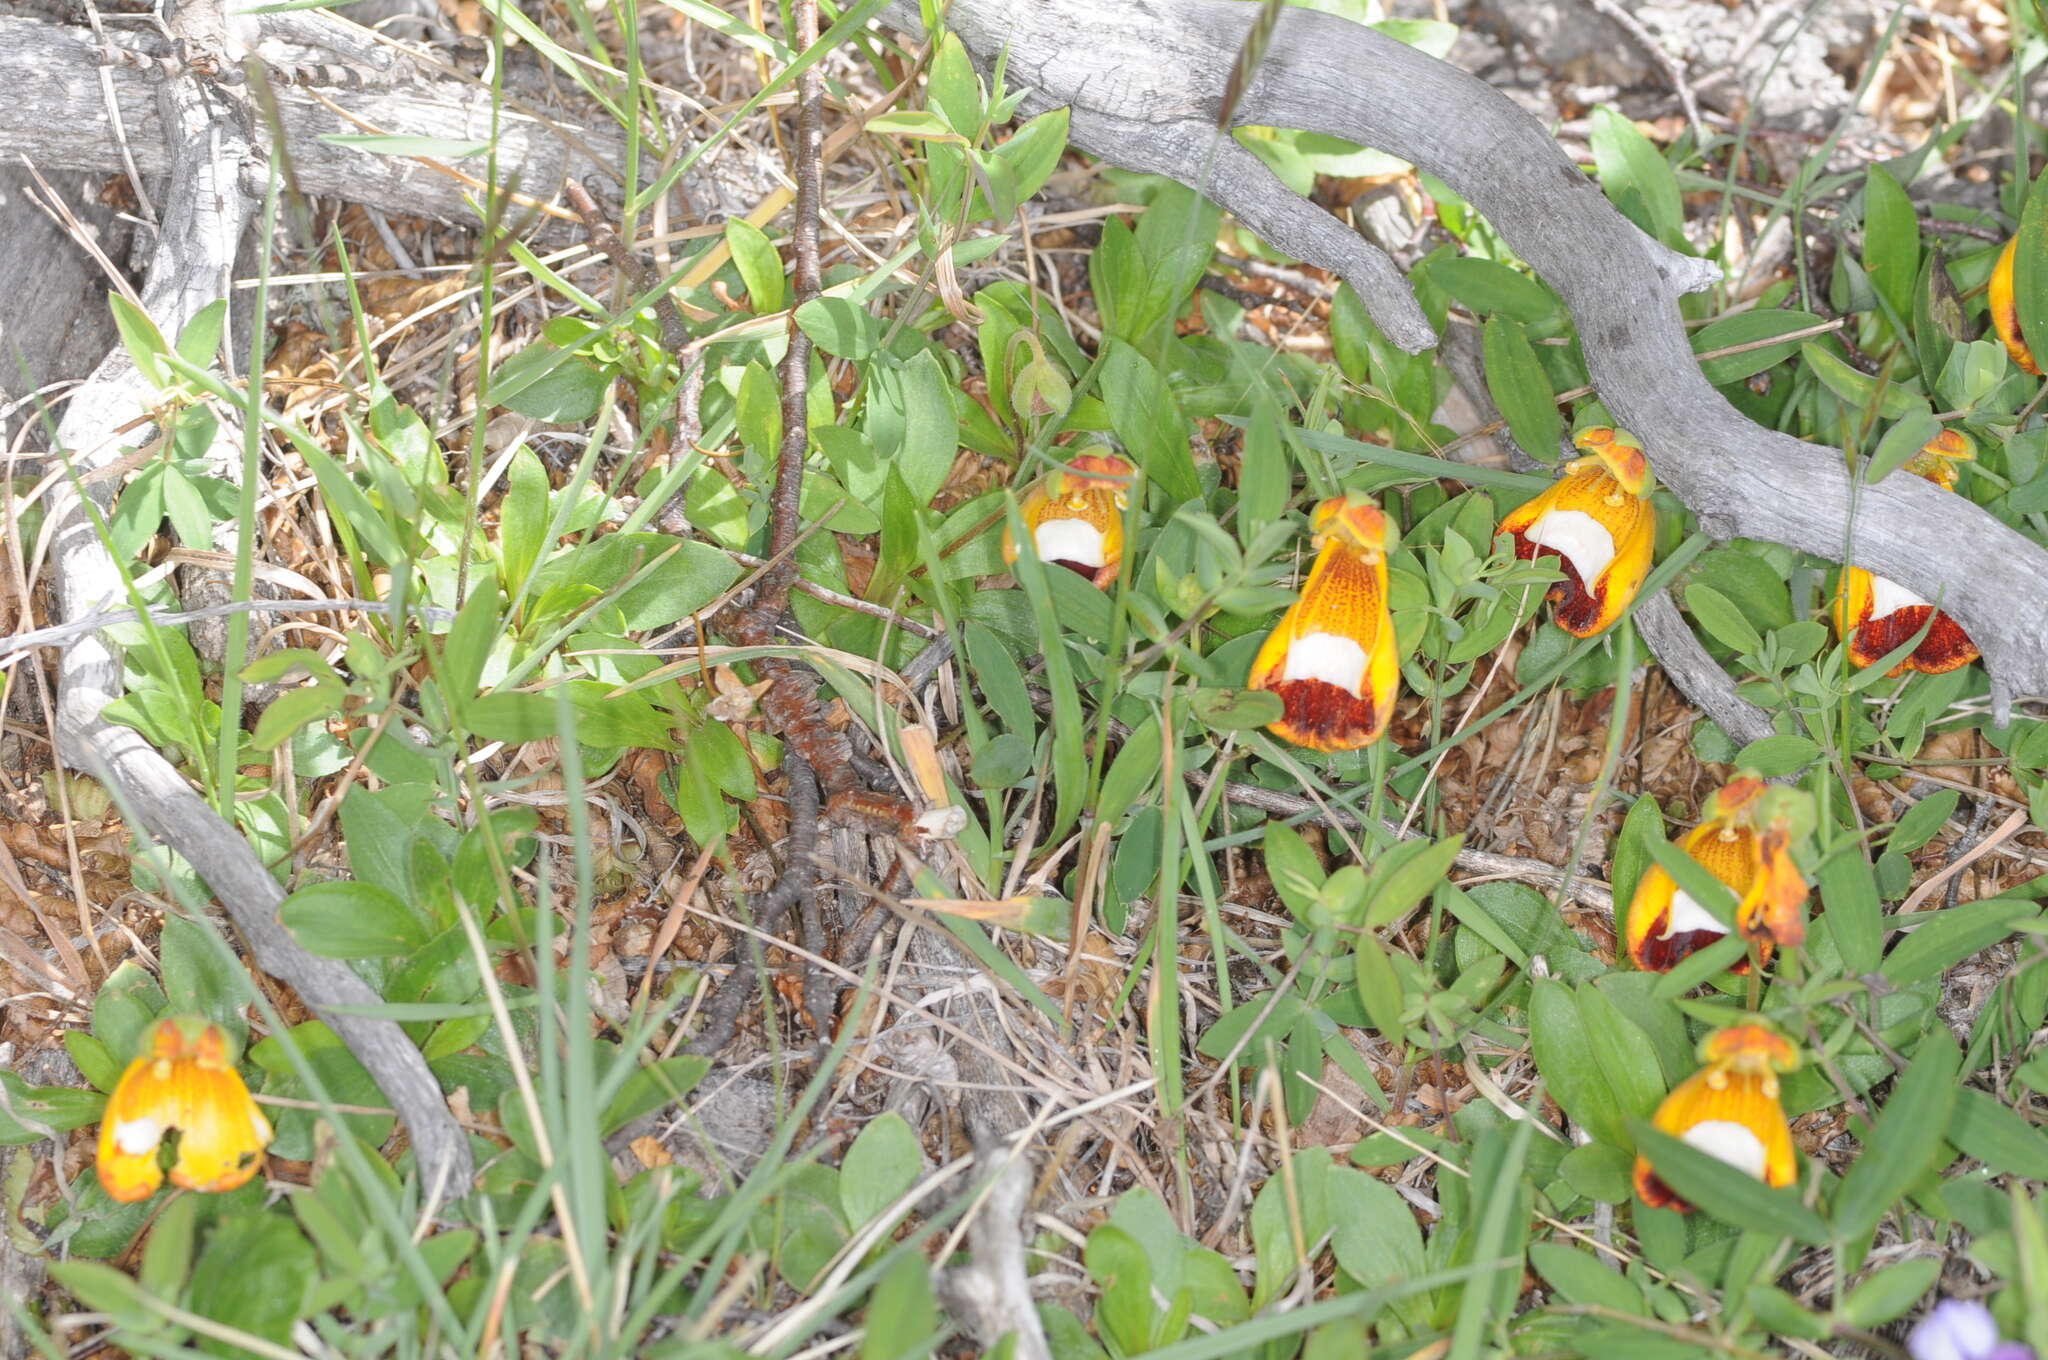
[42,0,471,1203]
[0,13,757,236]
[883,0,2048,710]
[1634,591,1777,750]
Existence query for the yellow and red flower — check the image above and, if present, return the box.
[1625,774,1811,973]
[96,1016,273,1203]
[1634,1024,1800,1212]
[1002,450,1135,588]
[1499,426,1656,637]
[1834,429,1980,676]
[1989,234,2040,377]
[1248,491,1401,752]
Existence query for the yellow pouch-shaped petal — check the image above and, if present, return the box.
[1249,494,1401,752]
[1500,460,1654,637]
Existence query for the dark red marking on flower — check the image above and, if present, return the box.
[1630,910,1751,975]
[1271,677,1383,750]
[1052,558,1100,582]
[1851,606,1979,676]
[1632,1165,1691,1213]
[1512,531,1605,635]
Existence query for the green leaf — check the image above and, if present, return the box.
[1800,341,1925,420]
[1574,985,1667,1132]
[493,344,608,422]
[2012,167,2048,379]
[1590,104,1683,246]
[1734,734,1818,777]
[600,1055,711,1136]
[927,31,983,134]
[1819,841,1883,977]
[1914,247,1965,384]
[865,109,965,140]
[292,437,405,568]
[139,1193,199,1303]
[1102,340,1199,502]
[0,1072,104,1145]
[1327,1167,1425,1313]
[992,106,1069,204]
[1429,257,1555,323]
[1363,835,1463,928]
[1096,715,1161,826]
[1529,1242,1646,1316]
[1559,1142,1635,1203]
[175,299,229,369]
[1685,582,1762,656]
[1862,164,1920,321]
[895,349,960,505]
[461,691,556,744]
[159,914,252,1036]
[65,1032,123,1094]
[861,1252,942,1360]
[1632,1124,1829,1245]
[1611,795,1664,924]
[49,1262,154,1331]
[1840,1255,1941,1329]
[1187,686,1284,733]
[1263,821,1326,922]
[526,532,741,630]
[1481,316,1560,460]
[1864,409,1943,484]
[724,218,785,314]
[441,587,501,704]
[796,296,881,359]
[108,292,169,390]
[279,880,432,958]
[251,679,345,753]
[1531,979,1624,1147]
[1890,788,1961,854]
[185,1210,318,1355]
[1353,929,1408,1043]
[840,1113,924,1230]
[1883,900,2040,986]
[1693,310,1827,385]
[93,960,167,1064]
[500,445,549,595]
[1830,1029,1959,1263]
[1948,1087,2048,1179]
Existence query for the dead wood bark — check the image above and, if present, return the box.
[0,169,129,447]
[0,12,760,239]
[879,0,2048,715]
[41,0,471,1203]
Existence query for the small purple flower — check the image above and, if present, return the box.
[1908,1300,2035,1360]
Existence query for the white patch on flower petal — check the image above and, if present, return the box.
[1681,1119,1769,1180]
[113,1117,163,1156]
[1034,519,1104,567]
[1868,574,1931,620]
[1663,888,1728,938]
[1525,509,1615,584]
[1282,632,1367,695]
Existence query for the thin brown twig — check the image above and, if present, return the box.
[768,0,825,575]
[687,754,821,1057]
[727,551,942,637]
